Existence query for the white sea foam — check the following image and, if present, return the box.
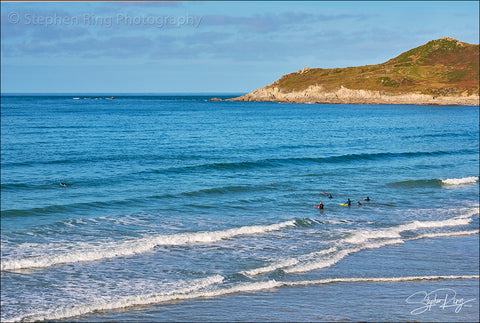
[8,274,225,322]
[8,274,478,322]
[344,228,402,244]
[414,229,479,240]
[243,240,404,277]
[454,207,480,219]
[284,240,404,274]
[14,280,281,323]
[243,211,477,276]
[345,216,472,244]
[441,176,479,186]
[241,246,339,276]
[283,248,358,274]
[1,220,296,271]
[268,227,478,276]
[286,275,480,287]
[241,258,300,276]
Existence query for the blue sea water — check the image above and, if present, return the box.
[1,94,479,322]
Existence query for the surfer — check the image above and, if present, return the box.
[362,196,370,201]
[357,201,362,206]
[347,198,351,206]
[328,194,333,199]
[317,201,324,209]
[60,183,67,187]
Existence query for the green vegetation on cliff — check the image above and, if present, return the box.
[269,37,479,96]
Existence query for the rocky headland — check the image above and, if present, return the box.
[227,38,479,106]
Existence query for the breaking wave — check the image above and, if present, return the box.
[441,176,479,186]
[389,176,478,188]
[241,210,477,276]
[1,220,296,271]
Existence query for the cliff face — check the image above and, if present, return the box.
[231,84,479,105]
[229,38,479,106]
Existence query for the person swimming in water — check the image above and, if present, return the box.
[60,183,67,187]
[357,201,362,206]
[328,194,333,199]
[362,196,370,201]
[347,198,351,206]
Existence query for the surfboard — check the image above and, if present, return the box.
[339,203,350,206]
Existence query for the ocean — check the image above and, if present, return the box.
[1,94,479,322]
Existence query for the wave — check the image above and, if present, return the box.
[5,206,476,273]
[286,274,480,287]
[389,176,479,188]
[7,274,225,323]
[241,258,301,276]
[8,274,478,322]
[6,148,469,175]
[244,240,405,277]
[1,220,296,271]
[0,182,55,192]
[242,211,477,276]
[0,198,142,218]
[1,183,284,218]
[1,151,176,168]
[165,150,474,174]
[414,229,479,240]
[242,226,478,277]
[344,216,472,244]
[1,202,110,218]
[441,176,479,186]
[388,179,444,188]
[240,246,338,276]
[181,183,284,197]
[284,240,405,274]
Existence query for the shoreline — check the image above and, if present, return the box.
[226,85,480,106]
[67,234,479,322]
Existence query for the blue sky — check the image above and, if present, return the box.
[1,1,478,93]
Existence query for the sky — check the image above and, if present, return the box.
[1,1,479,94]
